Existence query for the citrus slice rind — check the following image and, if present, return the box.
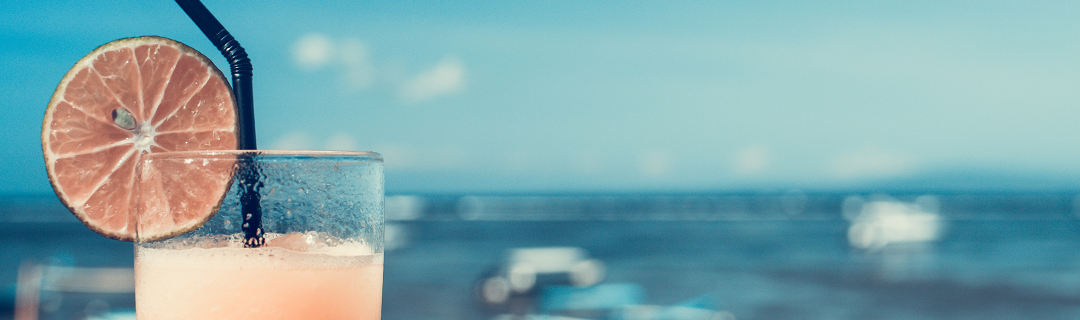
[42,36,238,242]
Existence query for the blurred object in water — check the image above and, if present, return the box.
[539,283,645,318]
[477,247,605,307]
[384,222,411,251]
[672,294,718,310]
[15,261,134,320]
[384,195,422,252]
[506,247,605,290]
[386,195,426,221]
[844,195,944,251]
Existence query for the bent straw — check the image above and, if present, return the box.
[174,0,264,247]
[172,0,255,149]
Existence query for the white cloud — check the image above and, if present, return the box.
[325,132,358,151]
[270,130,316,150]
[831,147,916,179]
[292,33,334,71]
[292,34,463,102]
[399,56,467,104]
[638,150,670,178]
[734,144,770,175]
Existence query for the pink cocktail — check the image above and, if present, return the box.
[134,151,384,319]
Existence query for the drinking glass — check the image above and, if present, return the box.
[133,150,383,320]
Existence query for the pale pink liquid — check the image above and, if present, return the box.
[135,245,382,320]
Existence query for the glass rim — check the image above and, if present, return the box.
[144,149,382,161]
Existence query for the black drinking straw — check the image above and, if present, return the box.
[174,0,264,247]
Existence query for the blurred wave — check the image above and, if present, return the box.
[384,191,1080,222]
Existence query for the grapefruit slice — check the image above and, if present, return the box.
[42,36,238,242]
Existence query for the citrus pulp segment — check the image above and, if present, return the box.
[42,36,238,241]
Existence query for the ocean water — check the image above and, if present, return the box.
[3,192,1080,319]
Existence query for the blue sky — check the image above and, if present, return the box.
[4,0,1080,194]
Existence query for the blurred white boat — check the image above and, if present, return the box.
[476,247,606,305]
[844,195,944,251]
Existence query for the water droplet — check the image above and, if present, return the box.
[245,213,252,220]
[242,223,249,228]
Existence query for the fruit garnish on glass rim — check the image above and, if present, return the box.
[42,36,238,242]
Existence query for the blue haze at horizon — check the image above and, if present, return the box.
[4,1,1080,195]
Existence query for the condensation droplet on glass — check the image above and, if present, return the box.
[245,213,252,220]
[242,223,249,228]
[298,188,306,193]
[286,210,293,218]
